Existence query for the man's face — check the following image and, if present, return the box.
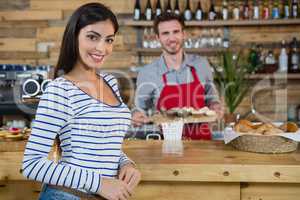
[156,20,185,55]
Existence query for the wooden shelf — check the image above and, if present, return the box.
[248,73,300,79]
[134,48,226,54]
[105,69,300,80]
[121,19,300,27]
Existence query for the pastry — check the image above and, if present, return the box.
[234,122,253,133]
[279,122,299,133]
[254,123,275,134]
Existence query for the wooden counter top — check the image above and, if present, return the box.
[123,140,300,183]
[1,140,300,183]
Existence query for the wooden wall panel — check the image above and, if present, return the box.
[0,21,48,28]
[30,0,134,13]
[37,27,64,42]
[0,38,36,51]
[0,11,62,21]
[0,28,36,38]
[0,52,47,60]
[0,0,29,11]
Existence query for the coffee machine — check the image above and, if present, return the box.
[0,64,52,115]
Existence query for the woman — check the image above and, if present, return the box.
[22,3,141,200]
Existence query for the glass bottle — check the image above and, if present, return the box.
[222,0,229,20]
[223,28,230,48]
[297,104,300,122]
[195,0,203,20]
[291,0,299,18]
[155,0,162,16]
[165,0,172,13]
[279,40,288,72]
[262,0,270,20]
[272,0,280,19]
[184,0,193,21]
[253,0,260,19]
[145,0,153,21]
[209,0,217,20]
[289,37,300,73]
[233,0,240,20]
[133,0,141,20]
[174,0,180,15]
[243,0,250,19]
[283,0,290,18]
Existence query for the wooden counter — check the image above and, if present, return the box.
[1,140,300,200]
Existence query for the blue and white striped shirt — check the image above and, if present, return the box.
[22,73,132,194]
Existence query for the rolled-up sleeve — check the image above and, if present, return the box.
[134,66,157,112]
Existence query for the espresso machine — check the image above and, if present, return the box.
[0,64,52,116]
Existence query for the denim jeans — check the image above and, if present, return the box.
[39,184,80,200]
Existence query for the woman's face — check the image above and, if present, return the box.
[77,19,115,69]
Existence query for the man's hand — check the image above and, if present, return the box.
[118,163,141,192]
[132,111,150,127]
[209,102,224,120]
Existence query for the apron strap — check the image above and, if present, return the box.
[189,65,201,83]
[162,73,168,85]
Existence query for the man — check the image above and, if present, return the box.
[132,12,223,140]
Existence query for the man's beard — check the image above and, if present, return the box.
[161,41,184,55]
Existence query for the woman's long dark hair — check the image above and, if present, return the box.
[53,3,119,158]
[54,2,119,78]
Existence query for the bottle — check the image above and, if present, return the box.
[291,0,299,18]
[289,37,300,73]
[143,28,150,48]
[265,50,276,65]
[223,28,230,48]
[155,0,162,16]
[174,0,180,15]
[233,0,240,20]
[279,40,288,72]
[262,0,270,20]
[243,0,250,19]
[288,105,297,121]
[209,0,217,20]
[145,0,153,21]
[133,0,141,20]
[297,104,300,122]
[221,0,229,20]
[165,0,172,13]
[248,43,259,72]
[184,0,193,21]
[195,0,203,20]
[283,0,290,18]
[272,0,280,19]
[253,0,260,19]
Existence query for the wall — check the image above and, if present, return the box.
[0,0,300,121]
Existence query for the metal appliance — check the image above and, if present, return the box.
[0,64,52,115]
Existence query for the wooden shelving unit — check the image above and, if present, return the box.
[107,69,300,80]
[134,48,226,54]
[248,73,300,80]
[121,19,300,27]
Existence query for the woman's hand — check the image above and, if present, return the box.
[98,177,131,200]
[118,163,141,192]
[132,111,150,127]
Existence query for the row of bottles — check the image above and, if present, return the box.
[248,37,300,73]
[134,0,299,21]
[142,28,230,49]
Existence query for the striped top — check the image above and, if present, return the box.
[22,73,132,194]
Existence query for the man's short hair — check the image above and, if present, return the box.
[153,12,185,35]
